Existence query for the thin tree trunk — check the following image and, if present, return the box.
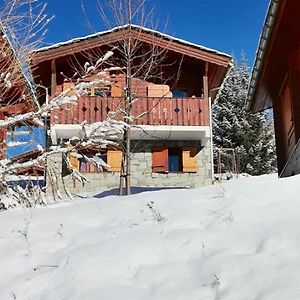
[125,126,131,195]
[123,4,132,195]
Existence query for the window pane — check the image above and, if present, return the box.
[168,148,182,172]
[172,90,188,98]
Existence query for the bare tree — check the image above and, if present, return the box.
[0,54,125,208]
[81,0,179,195]
[0,0,52,207]
[0,0,180,208]
[0,0,53,107]
[0,1,125,208]
[0,0,54,165]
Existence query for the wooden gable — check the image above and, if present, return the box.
[32,26,230,67]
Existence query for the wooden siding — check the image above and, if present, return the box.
[50,96,209,127]
[32,27,230,67]
[280,139,300,178]
[250,0,300,175]
[277,78,294,165]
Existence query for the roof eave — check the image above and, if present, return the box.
[247,0,282,112]
[32,24,231,65]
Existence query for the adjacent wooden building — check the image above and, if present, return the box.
[248,0,300,177]
[0,26,37,160]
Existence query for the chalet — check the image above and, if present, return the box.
[31,25,232,193]
[248,0,300,177]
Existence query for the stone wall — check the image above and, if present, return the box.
[47,138,212,195]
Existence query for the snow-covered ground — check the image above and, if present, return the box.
[1,174,300,299]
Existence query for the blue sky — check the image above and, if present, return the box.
[43,0,269,66]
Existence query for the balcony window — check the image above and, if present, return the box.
[172,90,188,98]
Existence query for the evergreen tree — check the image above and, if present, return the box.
[212,58,277,175]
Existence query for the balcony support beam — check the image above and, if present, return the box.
[51,59,57,99]
[203,61,209,101]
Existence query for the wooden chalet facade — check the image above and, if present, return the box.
[31,25,232,192]
[248,0,300,177]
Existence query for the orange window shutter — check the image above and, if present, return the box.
[107,149,122,172]
[63,82,76,96]
[89,162,95,173]
[152,147,168,172]
[69,154,80,171]
[182,147,198,173]
[111,85,122,97]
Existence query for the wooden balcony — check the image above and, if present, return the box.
[50,96,209,127]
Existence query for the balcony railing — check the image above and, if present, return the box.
[50,96,209,127]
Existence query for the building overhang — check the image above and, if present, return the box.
[31,24,232,103]
[247,0,300,112]
[247,0,282,112]
[50,124,210,145]
[32,24,231,67]
[130,125,210,141]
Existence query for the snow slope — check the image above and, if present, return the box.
[1,174,300,299]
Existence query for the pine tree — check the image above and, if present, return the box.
[212,58,277,175]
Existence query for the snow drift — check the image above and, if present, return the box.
[1,174,299,299]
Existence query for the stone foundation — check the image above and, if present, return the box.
[47,139,212,195]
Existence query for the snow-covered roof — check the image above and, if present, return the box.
[34,24,231,59]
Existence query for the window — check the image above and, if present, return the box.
[89,86,110,97]
[168,148,182,172]
[78,154,106,172]
[68,149,122,173]
[172,90,188,98]
[152,147,198,173]
[94,88,108,97]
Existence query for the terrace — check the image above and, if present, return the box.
[50,96,209,127]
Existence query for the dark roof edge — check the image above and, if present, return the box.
[247,0,281,111]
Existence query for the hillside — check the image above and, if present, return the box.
[1,174,299,299]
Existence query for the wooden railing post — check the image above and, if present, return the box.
[203,62,209,126]
[51,59,57,100]
[203,62,209,101]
